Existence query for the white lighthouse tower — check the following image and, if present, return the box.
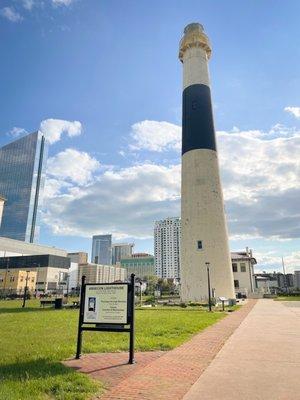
[179,23,235,301]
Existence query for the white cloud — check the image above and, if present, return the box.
[254,251,300,273]
[39,119,82,144]
[6,127,28,138]
[52,0,75,6]
[43,162,180,239]
[22,0,35,10]
[41,120,300,246]
[47,148,100,185]
[284,106,300,119]
[0,7,23,22]
[130,120,181,152]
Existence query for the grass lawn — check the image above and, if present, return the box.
[0,299,230,400]
[275,296,300,301]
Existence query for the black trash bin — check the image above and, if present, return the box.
[55,298,63,309]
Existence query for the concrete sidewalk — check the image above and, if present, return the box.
[184,300,300,400]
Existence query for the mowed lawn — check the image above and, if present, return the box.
[275,295,300,301]
[0,300,228,400]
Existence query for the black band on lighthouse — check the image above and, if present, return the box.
[182,84,217,155]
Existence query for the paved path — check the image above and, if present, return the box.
[65,300,256,399]
[184,300,300,400]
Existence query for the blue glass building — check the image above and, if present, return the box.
[0,132,47,242]
[91,234,112,265]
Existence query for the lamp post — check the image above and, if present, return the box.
[205,262,212,312]
[31,262,40,298]
[22,271,30,308]
[3,257,10,296]
[140,281,143,307]
[66,273,70,302]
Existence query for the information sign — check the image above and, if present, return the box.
[84,284,128,324]
[75,274,135,364]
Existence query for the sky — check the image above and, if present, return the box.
[1,0,300,272]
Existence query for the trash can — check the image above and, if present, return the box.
[228,298,237,307]
[55,298,63,309]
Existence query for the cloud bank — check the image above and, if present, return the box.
[42,118,300,246]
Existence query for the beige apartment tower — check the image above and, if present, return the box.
[179,23,235,301]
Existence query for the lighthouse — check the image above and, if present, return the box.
[179,23,235,301]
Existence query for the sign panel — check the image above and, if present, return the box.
[83,284,128,324]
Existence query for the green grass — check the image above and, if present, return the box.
[275,295,300,301]
[0,299,229,400]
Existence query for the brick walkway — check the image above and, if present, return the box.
[64,351,165,389]
[65,300,256,399]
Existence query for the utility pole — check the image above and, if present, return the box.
[3,257,10,296]
[205,262,212,312]
[140,281,142,307]
[282,257,288,294]
[66,273,70,301]
[22,271,30,308]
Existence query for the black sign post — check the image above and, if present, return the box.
[76,273,135,364]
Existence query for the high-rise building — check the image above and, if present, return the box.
[91,234,112,265]
[120,253,155,279]
[0,195,5,227]
[0,132,47,242]
[154,217,181,279]
[179,23,235,301]
[112,243,134,265]
[67,252,88,265]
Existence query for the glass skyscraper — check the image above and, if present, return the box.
[91,234,112,265]
[0,132,47,242]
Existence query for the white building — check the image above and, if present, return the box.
[294,270,300,289]
[154,217,181,279]
[112,243,134,265]
[231,249,256,296]
[0,236,67,258]
[78,263,126,285]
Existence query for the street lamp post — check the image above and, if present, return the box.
[3,257,10,296]
[205,262,212,312]
[140,281,143,307]
[22,271,30,308]
[66,273,70,301]
[31,262,40,298]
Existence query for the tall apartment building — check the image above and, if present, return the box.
[0,132,47,242]
[91,234,112,265]
[154,217,181,279]
[112,243,134,265]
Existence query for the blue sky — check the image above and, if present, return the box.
[1,0,300,271]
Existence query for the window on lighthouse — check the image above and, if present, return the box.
[197,241,203,250]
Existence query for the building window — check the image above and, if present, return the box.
[240,263,246,272]
[234,280,239,288]
[10,276,15,282]
[232,263,238,272]
[197,241,203,250]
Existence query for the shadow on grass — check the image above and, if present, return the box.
[0,358,100,400]
[0,306,56,314]
[0,358,73,380]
